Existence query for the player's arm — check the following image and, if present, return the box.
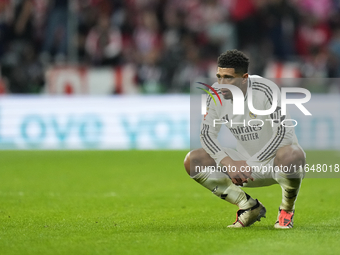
[200,97,253,186]
[199,97,227,164]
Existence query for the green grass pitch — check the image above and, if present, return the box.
[1,150,340,255]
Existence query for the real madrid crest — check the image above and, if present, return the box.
[249,112,257,119]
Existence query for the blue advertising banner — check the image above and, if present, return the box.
[0,95,338,150]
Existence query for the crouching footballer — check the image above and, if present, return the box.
[184,50,306,228]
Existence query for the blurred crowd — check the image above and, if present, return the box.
[1,0,340,94]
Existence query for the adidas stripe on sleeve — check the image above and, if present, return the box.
[200,91,229,165]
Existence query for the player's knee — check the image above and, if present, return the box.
[184,149,215,177]
[184,151,191,175]
[275,145,305,173]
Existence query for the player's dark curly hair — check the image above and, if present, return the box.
[217,50,249,74]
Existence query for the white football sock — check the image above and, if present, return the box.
[276,171,302,211]
[192,170,257,210]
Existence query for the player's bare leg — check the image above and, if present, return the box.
[184,148,256,208]
[184,149,266,227]
[273,145,305,229]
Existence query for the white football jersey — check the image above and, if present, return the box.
[200,75,302,168]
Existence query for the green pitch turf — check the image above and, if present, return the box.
[0,150,340,255]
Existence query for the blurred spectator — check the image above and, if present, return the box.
[201,0,236,55]
[1,0,44,93]
[133,9,163,91]
[229,0,258,49]
[172,41,208,93]
[294,0,333,22]
[77,2,98,63]
[328,29,340,77]
[133,10,162,64]
[160,7,186,91]
[260,0,300,60]
[12,0,34,42]
[41,0,69,63]
[295,15,331,58]
[85,14,123,66]
[7,42,43,93]
[0,0,12,58]
[137,48,162,93]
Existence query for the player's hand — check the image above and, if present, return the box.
[220,158,254,186]
[229,160,254,186]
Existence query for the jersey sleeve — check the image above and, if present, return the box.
[200,95,229,165]
[246,83,294,167]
